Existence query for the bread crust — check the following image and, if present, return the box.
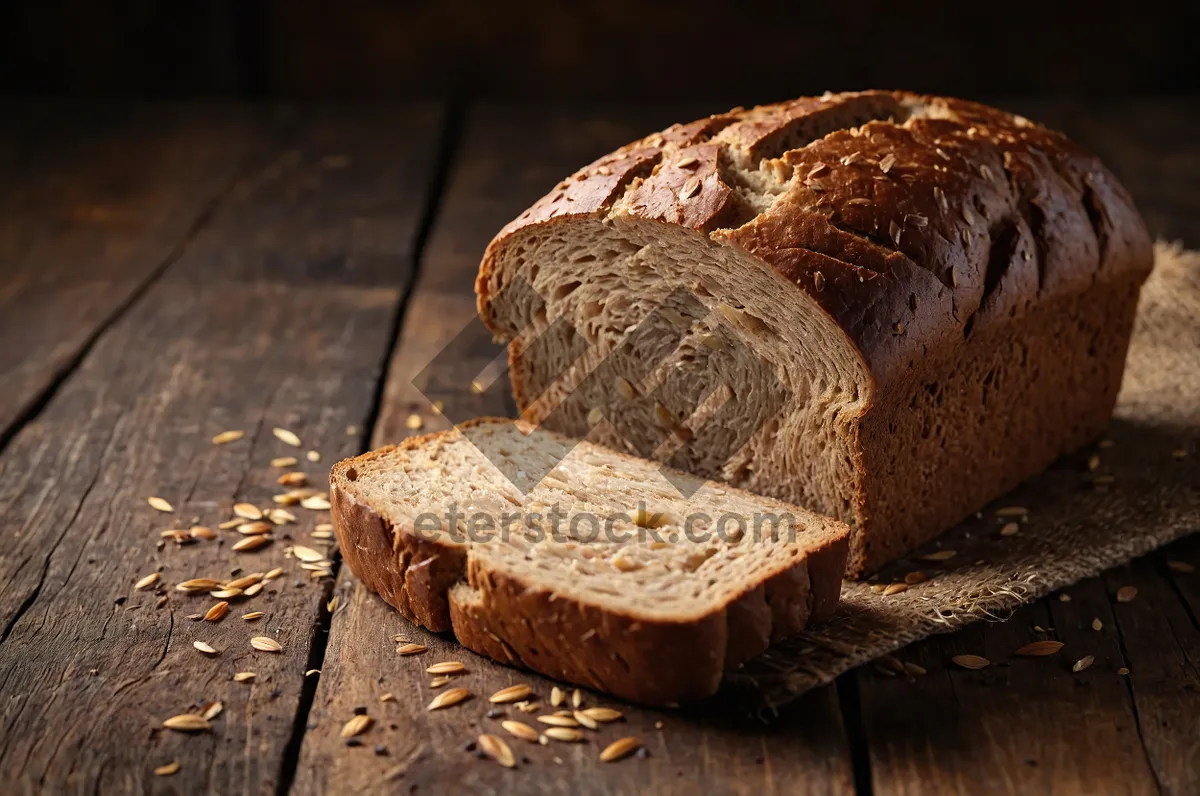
[330,419,850,705]
[475,91,1155,575]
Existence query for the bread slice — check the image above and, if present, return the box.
[477,90,1154,576]
[331,418,848,705]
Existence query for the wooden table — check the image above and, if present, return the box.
[0,98,1196,795]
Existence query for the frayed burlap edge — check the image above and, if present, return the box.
[727,242,1200,710]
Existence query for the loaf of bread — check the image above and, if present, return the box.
[331,418,849,704]
[477,90,1154,576]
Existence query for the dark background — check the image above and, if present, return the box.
[1,0,1196,102]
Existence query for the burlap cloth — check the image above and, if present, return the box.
[730,242,1200,709]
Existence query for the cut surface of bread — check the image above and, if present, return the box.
[331,418,849,705]
[477,90,1154,576]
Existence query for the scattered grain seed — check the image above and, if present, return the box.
[290,544,324,563]
[903,662,927,677]
[429,676,451,688]
[573,710,598,730]
[1087,453,1101,471]
[1000,522,1020,537]
[273,427,302,447]
[210,588,242,599]
[572,689,582,708]
[234,503,263,520]
[218,518,242,530]
[587,407,604,426]
[315,523,334,533]
[1092,474,1116,486]
[176,578,222,592]
[204,602,230,622]
[306,450,321,462]
[271,456,298,468]
[1116,586,1138,603]
[1118,667,1130,675]
[265,567,284,580]
[904,571,926,585]
[193,641,218,655]
[1059,593,1072,602]
[397,643,426,656]
[653,402,675,428]
[341,714,373,738]
[155,761,181,776]
[233,671,256,682]
[225,573,263,590]
[1092,617,1104,631]
[581,707,623,723]
[155,595,168,609]
[1168,560,1195,574]
[301,496,331,511]
[1073,655,1096,673]
[233,535,272,552]
[405,414,424,431]
[306,669,321,676]
[869,583,888,594]
[951,654,991,670]
[614,377,635,400]
[202,701,223,721]
[489,685,532,704]
[427,688,470,710]
[922,549,957,562]
[882,583,908,596]
[550,686,565,707]
[277,472,308,487]
[243,582,264,597]
[135,572,160,591]
[537,715,579,728]
[237,521,273,535]
[148,497,174,513]
[378,692,395,703]
[1171,447,1188,459]
[426,661,466,675]
[1015,640,1064,656]
[600,737,641,762]
[190,526,216,540]
[478,733,516,768]
[995,506,1028,518]
[544,727,583,743]
[327,596,338,613]
[250,636,282,653]
[163,714,211,732]
[502,720,539,742]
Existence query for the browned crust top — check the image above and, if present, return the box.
[480,91,1154,381]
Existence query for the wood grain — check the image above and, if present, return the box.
[293,103,858,795]
[0,104,443,793]
[0,102,257,443]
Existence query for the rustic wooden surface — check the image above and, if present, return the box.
[0,98,1196,795]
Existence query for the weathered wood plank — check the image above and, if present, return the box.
[0,102,258,443]
[0,104,443,794]
[294,103,859,795]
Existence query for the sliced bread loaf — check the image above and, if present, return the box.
[331,418,849,705]
[476,90,1154,576]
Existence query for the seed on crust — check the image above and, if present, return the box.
[489,684,532,704]
[878,153,897,174]
[427,688,470,710]
[679,176,701,200]
[502,720,540,742]
[478,733,516,768]
[1015,640,1064,657]
[600,736,642,762]
[341,715,373,738]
